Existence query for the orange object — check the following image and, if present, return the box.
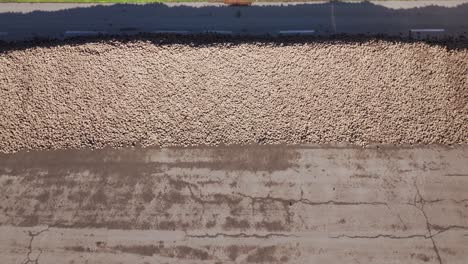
[223,0,253,6]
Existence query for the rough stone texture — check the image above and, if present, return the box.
[0,145,467,264]
[0,38,467,153]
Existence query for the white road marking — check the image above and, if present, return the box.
[279,30,315,35]
[204,30,233,34]
[331,2,337,33]
[152,30,190,34]
[64,31,107,36]
[410,29,445,32]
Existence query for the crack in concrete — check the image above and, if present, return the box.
[184,181,389,228]
[21,227,49,264]
[430,224,468,237]
[330,182,468,264]
[185,232,297,239]
[330,223,468,240]
[177,178,395,207]
[164,177,465,254]
[235,189,390,226]
[237,190,388,224]
[409,181,443,264]
[330,234,427,239]
[237,192,387,207]
[412,198,468,204]
[452,199,468,204]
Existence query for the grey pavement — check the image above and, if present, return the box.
[1,145,467,263]
[0,1,467,41]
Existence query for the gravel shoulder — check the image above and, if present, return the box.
[0,37,467,153]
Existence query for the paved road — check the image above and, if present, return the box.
[0,1,467,41]
[1,145,467,263]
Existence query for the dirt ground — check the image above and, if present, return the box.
[0,37,467,153]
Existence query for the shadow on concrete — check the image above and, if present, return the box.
[0,2,467,50]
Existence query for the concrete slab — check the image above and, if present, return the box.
[0,145,467,263]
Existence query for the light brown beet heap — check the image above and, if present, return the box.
[0,39,467,153]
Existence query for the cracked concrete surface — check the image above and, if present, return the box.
[0,145,467,263]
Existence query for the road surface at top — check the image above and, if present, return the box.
[1,1,468,13]
[0,1,467,40]
[1,145,467,263]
